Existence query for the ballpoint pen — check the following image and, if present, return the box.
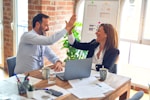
[95,83,102,87]
[35,88,49,90]
[14,73,21,83]
[24,73,30,81]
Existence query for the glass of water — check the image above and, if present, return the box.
[48,69,56,84]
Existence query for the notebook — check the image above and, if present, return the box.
[56,58,92,81]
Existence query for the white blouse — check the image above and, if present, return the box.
[92,46,105,65]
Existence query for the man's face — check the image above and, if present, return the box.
[38,18,49,35]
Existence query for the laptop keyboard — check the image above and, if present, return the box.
[57,73,64,76]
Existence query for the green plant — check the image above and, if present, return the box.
[28,84,34,91]
[62,22,88,62]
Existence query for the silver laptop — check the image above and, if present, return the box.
[56,58,92,81]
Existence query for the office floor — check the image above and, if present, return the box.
[0,68,149,100]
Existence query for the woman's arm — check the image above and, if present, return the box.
[103,48,120,72]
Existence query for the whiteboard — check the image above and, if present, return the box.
[81,0,120,42]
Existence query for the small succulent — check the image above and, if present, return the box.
[28,84,34,91]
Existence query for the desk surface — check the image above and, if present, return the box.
[25,70,131,100]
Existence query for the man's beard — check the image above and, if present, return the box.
[39,27,45,35]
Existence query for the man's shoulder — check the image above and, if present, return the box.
[22,30,37,37]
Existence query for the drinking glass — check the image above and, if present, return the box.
[99,67,108,81]
[42,68,50,80]
[48,69,56,84]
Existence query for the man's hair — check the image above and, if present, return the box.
[32,13,49,28]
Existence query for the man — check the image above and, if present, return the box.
[15,13,76,74]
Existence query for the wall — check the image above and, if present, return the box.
[3,0,13,70]
[28,0,75,65]
[3,0,76,70]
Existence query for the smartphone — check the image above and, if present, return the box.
[45,89,63,97]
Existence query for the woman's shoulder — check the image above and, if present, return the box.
[89,39,99,44]
[107,48,120,54]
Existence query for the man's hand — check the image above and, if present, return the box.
[65,14,76,33]
[51,60,63,72]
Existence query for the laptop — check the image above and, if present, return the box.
[56,58,92,81]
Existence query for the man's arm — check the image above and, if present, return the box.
[22,15,76,45]
[44,46,63,71]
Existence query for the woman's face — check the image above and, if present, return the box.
[95,26,107,42]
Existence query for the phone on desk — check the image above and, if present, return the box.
[45,89,63,97]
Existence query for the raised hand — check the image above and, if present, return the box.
[65,14,76,33]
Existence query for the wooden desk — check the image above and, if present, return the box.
[26,70,131,100]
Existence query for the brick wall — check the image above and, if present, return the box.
[3,0,76,69]
[28,0,75,65]
[3,0,13,70]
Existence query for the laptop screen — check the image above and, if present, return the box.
[56,58,92,80]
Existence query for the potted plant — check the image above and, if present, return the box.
[62,22,87,61]
[27,84,34,98]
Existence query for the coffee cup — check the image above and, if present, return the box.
[99,67,108,81]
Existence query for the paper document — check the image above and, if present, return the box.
[68,82,115,99]
[0,80,18,95]
[91,70,100,78]
[0,94,30,100]
[32,90,51,100]
[33,85,70,100]
[95,82,115,93]
[68,76,115,99]
[68,85,105,99]
[68,76,99,88]
[0,74,42,96]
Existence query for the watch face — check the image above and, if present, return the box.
[129,0,134,3]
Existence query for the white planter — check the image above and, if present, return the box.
[27,91,33,99]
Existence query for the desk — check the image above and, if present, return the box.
[25,70,131,100]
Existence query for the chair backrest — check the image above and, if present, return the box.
[129,90,144,100]
[6,56,16,77]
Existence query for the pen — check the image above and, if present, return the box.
[24,73,30,81]
[35,88,49,90]
[14,73,21,83]
[96,83,102,87]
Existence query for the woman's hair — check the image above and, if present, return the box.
[100,23,118,50]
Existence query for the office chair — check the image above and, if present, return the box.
[6,56,16,77]
[129,90,144,100]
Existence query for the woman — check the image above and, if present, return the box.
[68,23,119,73]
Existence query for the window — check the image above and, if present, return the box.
[12,0,28,54]
[76,0,85,23]
[77,0,150,87]
[119,0,142,42]
[142,0,150,44]
[118,0,150,86]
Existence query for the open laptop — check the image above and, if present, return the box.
[56,58,92,81]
